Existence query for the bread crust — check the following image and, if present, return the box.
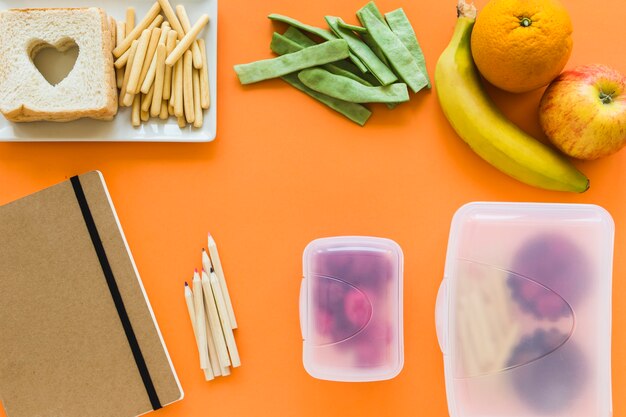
[0,7,119,122]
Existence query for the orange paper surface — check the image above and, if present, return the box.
[0,0,624,416]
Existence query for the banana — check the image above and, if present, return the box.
[435,0,589,193]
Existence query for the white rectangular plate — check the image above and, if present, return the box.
[0,0,217,142]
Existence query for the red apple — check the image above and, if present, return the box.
[539,64,626,160]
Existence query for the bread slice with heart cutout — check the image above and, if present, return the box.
[0,8,118,122]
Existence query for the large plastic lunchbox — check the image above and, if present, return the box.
[436,203,614,417]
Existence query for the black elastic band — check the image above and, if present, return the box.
[70,176,162,411]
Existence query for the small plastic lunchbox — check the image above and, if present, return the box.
[300,236,404,382]
[436,203,613,417]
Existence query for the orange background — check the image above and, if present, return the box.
[0,0,624,416]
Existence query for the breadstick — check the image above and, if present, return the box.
[169,58,177,108]
[125,29,151,98]
[116,69,124,90]
[125,7,135,35]
[177,116,186,128]
[115,13,164,68]
[113,2,160,57]
[157,0,185,38]
[165,14,210,67]
[135,28,162,94]
[176,5,203,69]
[150,44,167,117]
[168,103,175,116]
[159,100,169,120]
[147,15,164,31]
[131,94,141,127]
[114,49,130,69]
[115,22,126,88]
[141,109,149,122]
[198,38,210,109]
[163,30,177,100]
[140,91,149,113]
[142,91,154,114]
[141,26,170,94]
[183,50,195,123]
[123,93,135,107]
[119,40,139,106]
[142,83,155,112]
[192,68,203,128]
[174,50,184,117]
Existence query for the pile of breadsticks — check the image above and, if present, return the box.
[110,0,210,128]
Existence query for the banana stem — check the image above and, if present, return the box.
[457,0,477,19]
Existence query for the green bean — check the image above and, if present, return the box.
[283,26,316,47]
[271,33,399,108]
[356,2,391,68]
[385,8,430,88]
[333,60,380,85]
[268,14,334,41]
[281,73,372,126]
[337,21,367,33]
[281,27,380,84]
[234,39,350,85]
[298,68,409,103]
[270,32,303,55]
[359,1,385,22]
[267,14,368,73]
[325,16,397,86]
[270,32,375,87]
[357,8,428,93]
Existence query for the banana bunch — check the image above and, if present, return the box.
[435,0,589,193]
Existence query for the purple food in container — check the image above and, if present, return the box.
[300,236,403,382]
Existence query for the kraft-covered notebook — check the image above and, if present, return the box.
[0,171,183,417]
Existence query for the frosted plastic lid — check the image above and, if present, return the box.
[436,203,613,417]
[301,236,404,382]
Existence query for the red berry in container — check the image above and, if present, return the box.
[343,287,372,328]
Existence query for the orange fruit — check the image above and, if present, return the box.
[470,0,573,93]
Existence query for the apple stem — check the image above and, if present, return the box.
[599,91,614,104]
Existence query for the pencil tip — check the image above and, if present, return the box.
[194,267,198,273]
[202,247,205,252]
[210,267,215,273]
[184,281,189,286]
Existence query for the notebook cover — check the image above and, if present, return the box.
[0,171,183,417]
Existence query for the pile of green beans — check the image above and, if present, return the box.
[234,1,430,126]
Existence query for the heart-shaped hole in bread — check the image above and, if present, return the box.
[29,38,79,86]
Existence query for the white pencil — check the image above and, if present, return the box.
[207,233,237,329]
[204,308,222,377]
[210,270,240,367]
[192,270,209,370]
[184,282,213,380]
[200,249,221,376]
[201,248,212,273]
[201,269,231,368]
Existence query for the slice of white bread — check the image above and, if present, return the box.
[0,8,118,122]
